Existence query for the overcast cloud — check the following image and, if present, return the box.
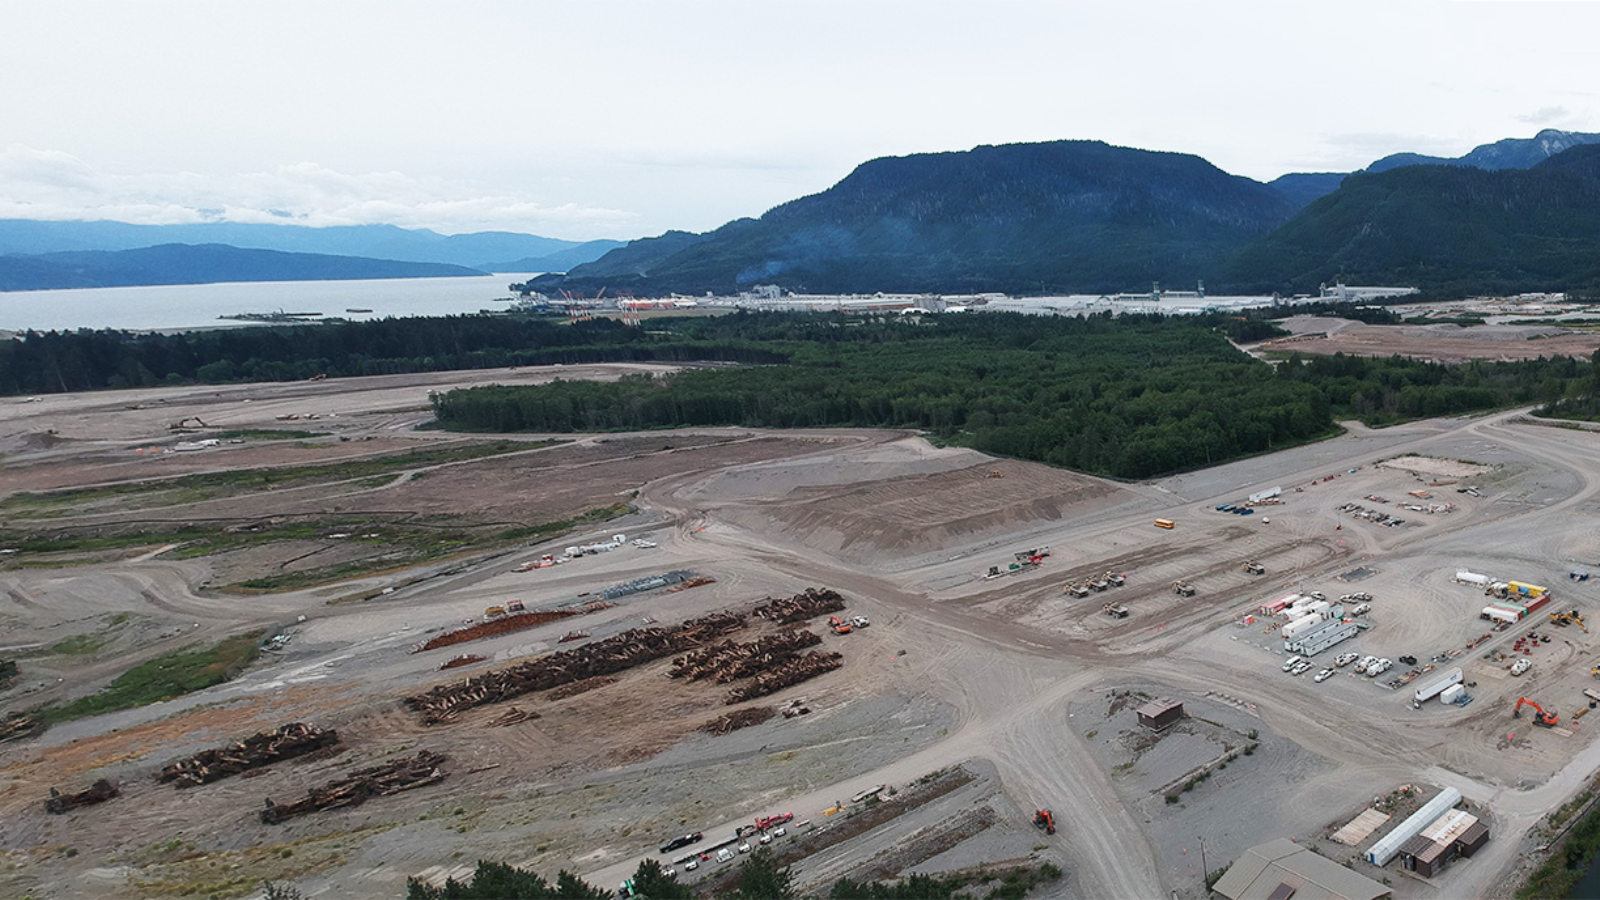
[2,0,1597,240]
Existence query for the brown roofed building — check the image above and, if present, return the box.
[1136,697,1184,730]
[1213,838,1392,900]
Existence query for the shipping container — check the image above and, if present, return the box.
[1440,684,1466,704]
[1482,606,1519,624]
[1508,581,1549,598]
[1154,519,1175,529]
[1524,594,1552,614]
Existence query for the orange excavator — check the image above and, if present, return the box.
[1033,809,1056,834]
[1514,697,1559,727]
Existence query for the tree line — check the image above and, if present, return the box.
[431,312,1594,480]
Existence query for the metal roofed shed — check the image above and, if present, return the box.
[1367,787,1462,866]
[1212,838,1392,900]
[1136,698,1184,730]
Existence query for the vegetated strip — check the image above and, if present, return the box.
[429,312,1595,480]
[1,439,551,519]
[37,631,264,724]
[1517,775,1600,899]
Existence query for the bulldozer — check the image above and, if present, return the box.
[1241,561,1265,576]
[1514,697,1559,728]
[1172,580,1196,597]
[1551,609,1588,633]
[1033,809,1056,835]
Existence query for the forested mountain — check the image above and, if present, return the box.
[1267,173,1348,209]
[535,141,1299,296]
[1220,145,1600,295]
[0,244,483,292]
[0,220,618,271]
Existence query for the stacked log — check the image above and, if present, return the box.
[260,751,447,824]
[45,779,119,814]
[752,588,846,625]
[700,707,777,736]
[486,707,537,727]
[404,612,746,724]
[547,676,619,700]
[0,713,42,744]
[412,604,610,654]
[726,651,843,704]
[159,723,340,788]
[666,576,716,593]
[440,655,487,670]
[669,630,822,682]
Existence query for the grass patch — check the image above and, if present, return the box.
[1518,795,1600,899]
[210,429,330,441]
[37,631,264,724]
[0,439,554,519]
[45,633,104,656]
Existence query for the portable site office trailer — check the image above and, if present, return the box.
[1414,668,1464,704]
[1288,619,1359,656]
[1305,600,1332,619]
[1483,606,1520,624]
[1282,614,1322,640]
[1508,581,1549,599]
[1456,571,1492,586]
[1259,598,1292,615]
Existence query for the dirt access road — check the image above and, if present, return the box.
[5,365,1600,900]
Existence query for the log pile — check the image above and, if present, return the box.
[752,588,846,625]
[160,723,341,788]
[0,713,42,744]
[669,630,822,682]
[260,751,447,824]
[666,576,716,593]
[726,651,843,704]
[440,654,487,670]
[413,605,608,654]
[700,706,777,736]
[486,707,537,727]
[45,779,119,814]
[547,675,619,700]
[404,612,747,724]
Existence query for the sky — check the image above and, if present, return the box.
[3,0,1599,242]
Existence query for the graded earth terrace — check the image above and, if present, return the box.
[3,363,1600,899]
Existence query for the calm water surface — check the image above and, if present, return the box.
[0,274,539,333]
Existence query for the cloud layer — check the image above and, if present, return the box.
[0,146,638,239]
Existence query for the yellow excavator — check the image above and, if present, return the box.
[1551,609,1589,633]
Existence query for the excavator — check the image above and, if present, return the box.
[1033,809,1056,835]
[1550,609,1589,633]
[1514,697,1559,728]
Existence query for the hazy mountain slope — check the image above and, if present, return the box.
[0,220,607,269]
[1366,128,1600,173]
[477,240,628,273]
[544,141,1298,295]
[1222,145,1600,294]
[0,244,484,292]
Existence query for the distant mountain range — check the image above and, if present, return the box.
[0,220,623,292]
[0,244,484,292]
[534,130,1600,298]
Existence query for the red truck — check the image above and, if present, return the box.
[755,812,794,831]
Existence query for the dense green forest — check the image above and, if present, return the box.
[0,315,783,395]
[430,313,1594,480]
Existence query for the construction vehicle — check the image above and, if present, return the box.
[1089,576,1109,592]
[1514,697,1559,727]
[484,606,507,620]
[986,470,1004,478]
[1064,582,1090,598]
[1172,580,1196,597]
[1551,610,1588,633]
[1105,572,1126,586]
[1241,561,1265,576]
[1154,519,1176,529]
[828,616,853,635]
[1102,603,1129,619]
[1033,809,1056,835]
[506,600,525,614]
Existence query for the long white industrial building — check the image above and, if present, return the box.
[1368,788,1462,866]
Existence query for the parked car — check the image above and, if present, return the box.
[1291,660,1313,676]
[1511,658,1532,676]
[1334,653,1359,667]
[1354,655,1377,674]
[659,832,703,855]
[758,833,773,845]
[737,841,751,854]
[772,826,787,838]
[1352,603,1371,616]
[851,615,871,628]
[1282,655,1304,672]
[715,848,735,863]
[684,859,699,871]
[1314,668,1335,682]
[662,867,676,878]
[1367,658,1392,677]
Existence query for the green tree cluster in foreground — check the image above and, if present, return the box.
[432,312,1594,480]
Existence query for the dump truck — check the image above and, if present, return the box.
[1064,582,1090,598]
[1241,561,1265,575]
[1172,580,1196,597]
[1033,809,1056,834]
[1103,603,1129,618]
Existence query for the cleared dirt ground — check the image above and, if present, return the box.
[4,361,1600,900]
[1259,315,1600,362]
